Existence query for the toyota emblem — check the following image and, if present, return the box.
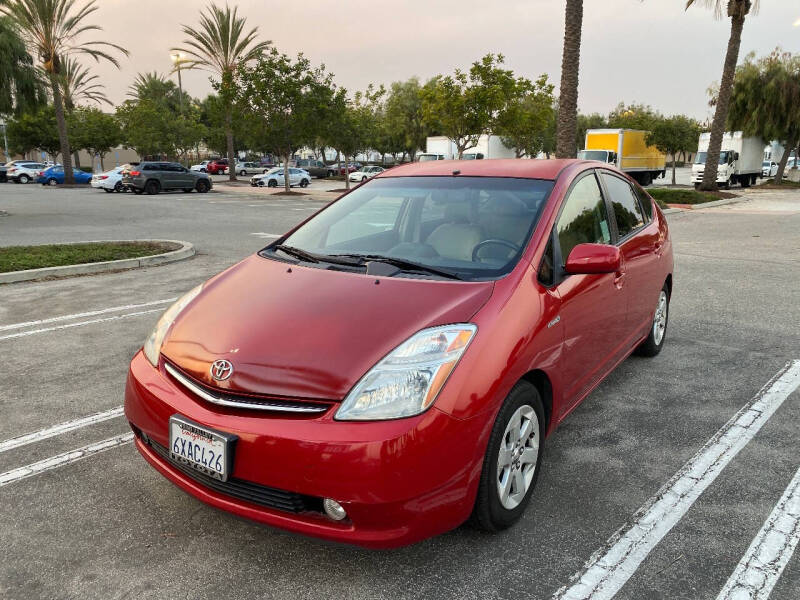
[210,359,234,381]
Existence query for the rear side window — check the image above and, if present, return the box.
[555,173,612,263]
[633,184,654,221]
[601,173,644,238]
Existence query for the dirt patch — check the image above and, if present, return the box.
[270,191,309,196]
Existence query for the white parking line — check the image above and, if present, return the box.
[554,360,800,600]
[716,465,800,600]
[0,298,176,332]
[0,433,134,487]
[0,407,124,454]
[0,308,163,341]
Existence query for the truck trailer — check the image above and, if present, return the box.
[418,135,517,161]
[578,129,666,186]
[691,132,763,189]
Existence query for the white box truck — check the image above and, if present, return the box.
[692,132,763,188]
[417,135,517,161]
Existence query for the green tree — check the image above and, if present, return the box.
[687,0,759,190]
[328,89,381,190]
[496,74,555,158]
[7,104,60,158]
[385,78,428,162]
[646,115,702,184]
[69,106,122,170]
[728,49,800,182]
[556,0,583,158]
[233,49,335,192]
[116,99,174,159]
[0,15,44,117]
[1,0,127,183]
[173,3,270,181]
[421,54,524,159]
[128,72,182,111]
[607,102,662,131]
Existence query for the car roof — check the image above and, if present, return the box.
[377,158,581,180]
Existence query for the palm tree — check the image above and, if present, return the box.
[687,0,759,190]
[173,3,270,181]
[555,0,583,158]
[0,0,127,183]
[127,71,182,108]
[60,56,110,110]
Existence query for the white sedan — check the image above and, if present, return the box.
[348,165,385,182]
[91,165,128,193]
[250,167,311,188]
[190,160,210,173]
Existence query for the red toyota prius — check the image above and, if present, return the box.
[125,159,673,548]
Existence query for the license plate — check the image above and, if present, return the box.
[169,415,237,482]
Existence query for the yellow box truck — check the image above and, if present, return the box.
[578,129,666,186]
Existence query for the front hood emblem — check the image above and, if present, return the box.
[210,359,234,381]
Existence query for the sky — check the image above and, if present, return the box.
[88,0,800,121]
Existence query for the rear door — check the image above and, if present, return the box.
[551,170,629,412]
[598,171,661,342]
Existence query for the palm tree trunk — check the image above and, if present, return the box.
[556,0,583,159]
[774,139,796,183]
[700,12,746,191]
[225,106,236,182]
[50,75,73,184]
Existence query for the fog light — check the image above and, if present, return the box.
[323,498,347,521]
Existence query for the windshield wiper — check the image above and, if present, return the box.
[332,254,462,280]
[272,245,362,267]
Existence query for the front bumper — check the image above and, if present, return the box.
[691,170,729,183]
[124,351,486,548]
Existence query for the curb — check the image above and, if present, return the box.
[0,240,195,284]
[690,197,746,209]
[662,208,683,215]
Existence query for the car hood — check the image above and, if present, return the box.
[161,254,494,400]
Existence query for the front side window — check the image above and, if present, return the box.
[601,173,644,238]
[555,173,612,264]
[270,176,554,281]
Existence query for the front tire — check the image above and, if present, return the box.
[472,381,544,532]
[300,178,309,188]
[635,285,670,357]
[240,169,246,176]
[195,179,210,193]
[19,174,30,184]
[47,178,57,186]
[268,179,277,188]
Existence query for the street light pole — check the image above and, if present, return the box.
[171,52,184,114]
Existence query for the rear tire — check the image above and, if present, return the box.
[240,170,246,176]
[19,174,30,184]
[103,188,113,193]
[362,176,367,182]
[635,284,670,357]
[114,181,123,192]
[47,178,57,186]
[471,381,544,532]
[145,180,160,195]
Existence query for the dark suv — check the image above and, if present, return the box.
[122,162,212,195]
[293,159,329,178]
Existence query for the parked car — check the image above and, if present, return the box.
[91,166,129,192]
[38,165,92,185]
[190,160,210,173]
[0,165,6,183]
[124,158,673,548]
[234,162,263,176]
[762,161,778,178]
[250,167,310,188]
[205,159,229,175]
[121,162,212,195]
[8,162,46,183]
[348,165,385,182]
[293,159,329,178]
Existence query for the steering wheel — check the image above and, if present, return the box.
[472,239,520,261]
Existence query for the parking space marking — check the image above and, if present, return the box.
[0,298,176,332]
[0,407,124,454]
[0,308,163,341]
[554,360,800,600]
[0,432,134,487]
[716,465,800,600]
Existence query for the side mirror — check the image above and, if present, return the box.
[565,243,621,274]
[733,152,739,162]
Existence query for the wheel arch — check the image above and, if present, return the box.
[519,369,553,434]
[664,273,673,298]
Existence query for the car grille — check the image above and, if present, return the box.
[164,361,332,415]
[144,435,324,514]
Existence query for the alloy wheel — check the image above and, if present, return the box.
[653,290,668,345]
[496,405,539,510]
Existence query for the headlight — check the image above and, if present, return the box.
[143,284,203,366]
[335,324,477,421]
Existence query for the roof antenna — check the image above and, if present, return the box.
[452,169,460,176]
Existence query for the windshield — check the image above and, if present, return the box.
[577,150,609,162]
[266,176,554,281]
[695,152,730,165]
[417,154,440,162]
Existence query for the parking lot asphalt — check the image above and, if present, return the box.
[1,183,799,600]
